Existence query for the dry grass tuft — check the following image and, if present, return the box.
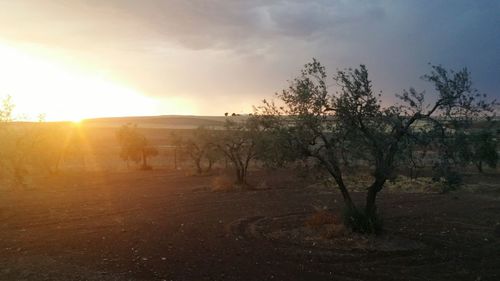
[305,210,348,239]
[210,175,234,192]
[305,210,340,229]
[386,176,444,193]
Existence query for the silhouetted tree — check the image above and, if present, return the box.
[0,95,14,122]
[258,59,495,233]
[0,97,37,186]
[471,130,498,172]
[455,129,498,173]
[177,126,219,174]
[0,97,87,188]
[27,123,85,174]
[215,117,261,186]
[116,124,158,170]
[253,119,300,169]
[0,96,23,186]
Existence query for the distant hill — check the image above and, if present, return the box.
[81,115,230,129]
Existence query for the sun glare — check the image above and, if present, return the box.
[0,42,161,121]
[71,118,83,124]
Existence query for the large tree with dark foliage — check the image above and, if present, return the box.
[258,59,495,233]
[455,128,498,173]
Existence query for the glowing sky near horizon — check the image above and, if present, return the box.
[0,0,498,121]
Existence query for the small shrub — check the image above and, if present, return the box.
[342,207,383,234]
[305,210,340,229]
[210,175,234,192]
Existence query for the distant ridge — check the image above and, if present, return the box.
[82,115,228,129]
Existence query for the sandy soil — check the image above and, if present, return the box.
[0,169,499,281]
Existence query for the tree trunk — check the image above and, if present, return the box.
[234,165,248,187]
[207,159,213,172]
[476,161,483,173]
[365,178,385,218]
[318,156,356,211]
[335,176,356,211]
[235,168,243,184]
[195,158,202,174]
[365,188,377,218]
[241,167,247,184]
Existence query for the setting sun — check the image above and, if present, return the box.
[0,42,161,121]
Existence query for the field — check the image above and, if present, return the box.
[3,1,499,280]
[1,168,499,281]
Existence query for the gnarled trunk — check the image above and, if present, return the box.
[476,161,483,173]
[206,158,213,172]
[235,167,246,185]
[365,177,386,219]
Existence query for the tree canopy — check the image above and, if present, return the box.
[257,59,496,233]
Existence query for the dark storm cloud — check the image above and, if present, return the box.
[0,0,498,112]
[0,0,387,49]
[137,0,387,51]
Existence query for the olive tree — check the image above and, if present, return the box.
[258,59,495,233]
[175,126,220,174]
[470,130,498,172]
[28,123,85,174]
[214,117,261,186]
[0,97,86,187]
[0,96,22,186]
[455,128,498,173]
[116,124,158,170]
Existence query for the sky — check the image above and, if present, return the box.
[0,0,498,120]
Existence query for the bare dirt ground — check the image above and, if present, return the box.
[0,169,499,281]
